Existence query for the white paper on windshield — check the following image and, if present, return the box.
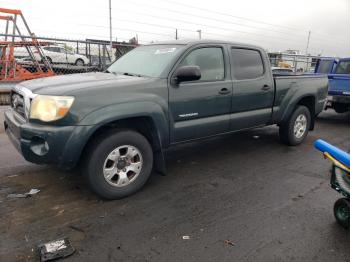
[154,48,176,54]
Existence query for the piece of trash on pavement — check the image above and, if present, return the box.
[38,237,75,261]
[253,135,260,139]
[69,225,85,233]
[224,239,235,246]
[182,236,190,240]
[7,188,40,198]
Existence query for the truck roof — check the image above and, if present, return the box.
[147,39,263,50]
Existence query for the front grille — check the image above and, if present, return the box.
[11,91,26,119]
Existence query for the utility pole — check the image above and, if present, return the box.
[197,29,201,39]
[305,30,311,55]
[305,30,311,72]
[175,29,178,40]
[109,0,112,50]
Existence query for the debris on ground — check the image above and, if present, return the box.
[253,135,260,139]
[7,188,40,198]
[68,225,85,233]
[38,238,75,261]
[224,239,235,246]
[182,235,190,240]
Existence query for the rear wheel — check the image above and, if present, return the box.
[279,105,311,146]
[43,56,52,64]
[334,198,350,229]
[83,129,153,199]
[75,59,84,66]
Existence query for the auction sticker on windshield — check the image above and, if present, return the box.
[154,48,177,54]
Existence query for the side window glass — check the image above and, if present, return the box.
[335,61,350,74]
[180,47,224,81]
[231,48,264,80]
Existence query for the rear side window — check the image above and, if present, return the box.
[231,48,264,80]
[317,60,334,74]
[51,47,60,53]
[179,47,225,81]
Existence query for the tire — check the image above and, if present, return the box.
[75,59,84,66]
[334,198,350,229]
[279,105,311,146]
[334,103,348,114]
[83,129,153,199]
[43,57,52,64]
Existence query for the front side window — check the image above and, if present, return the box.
[335,61,350,74]
[179,47,225,81]
[231,48,264,80]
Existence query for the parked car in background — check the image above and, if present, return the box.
[315,58,350,113]
[5,40,328,199]
[39,46,89,66]
[14,46,90,66]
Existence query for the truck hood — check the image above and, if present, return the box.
[18,72,154,95]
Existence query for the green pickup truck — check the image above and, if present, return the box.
[4,40,328,199]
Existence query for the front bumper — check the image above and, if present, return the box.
[4,109,92,168]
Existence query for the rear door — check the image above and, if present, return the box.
[45,47,62,63]
[229,47,274,130]
[169,45,232,142]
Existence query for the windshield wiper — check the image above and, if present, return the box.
[106,69,119,75]
[122,72,143,77]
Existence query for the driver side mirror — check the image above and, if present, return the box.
[172,66,201,85]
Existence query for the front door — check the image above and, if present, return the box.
[169,45,232,142]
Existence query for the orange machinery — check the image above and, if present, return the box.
[0,8,55,81]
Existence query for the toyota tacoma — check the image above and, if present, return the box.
[4,40,328,199]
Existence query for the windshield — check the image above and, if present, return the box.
[108,45,184,77]
[335,60,350,74]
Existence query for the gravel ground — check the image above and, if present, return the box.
[0,110,350,262]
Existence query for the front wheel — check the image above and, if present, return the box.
[279,105,311,146]
[334,198,350,229]
[83,130,153,199]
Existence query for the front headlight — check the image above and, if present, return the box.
[30,95,74,122]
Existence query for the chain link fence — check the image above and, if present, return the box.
[2,34,137,74]
[268,52,335,73]
[0,34,138,104]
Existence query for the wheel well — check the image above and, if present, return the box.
[87,117,161,150]
[297,96,315,130]
[78,117,162,166]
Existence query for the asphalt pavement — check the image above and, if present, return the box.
[0,109,350,262]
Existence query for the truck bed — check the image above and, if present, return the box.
[272,74,329,122]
